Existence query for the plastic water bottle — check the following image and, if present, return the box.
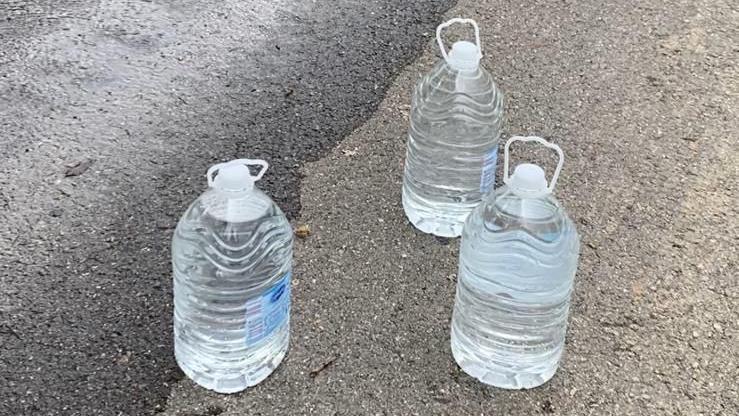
[172,159,293,393]
[402,18,504,238]
[451,136,580,389]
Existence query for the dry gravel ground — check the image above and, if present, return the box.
[164,0,737,415]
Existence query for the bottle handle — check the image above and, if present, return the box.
[207,159,269,187]
[503,136,564,193]
[436,18,482,63]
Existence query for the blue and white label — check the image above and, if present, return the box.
[244,271,291,346]
[480,147,499,194]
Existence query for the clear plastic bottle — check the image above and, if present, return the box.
[451,136,580,389]
[172,159,293,393]
[402,18,504,238]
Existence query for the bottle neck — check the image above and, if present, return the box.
[490,187,561,222]
[201,187,270,223]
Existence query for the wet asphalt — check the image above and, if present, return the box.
[0,1,455,414]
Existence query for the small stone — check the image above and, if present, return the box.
[64,158,94,177]
[295,224,311,239]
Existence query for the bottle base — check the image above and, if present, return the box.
[175,338,288,394]
[451,332,560,389]
[401,188,473,238]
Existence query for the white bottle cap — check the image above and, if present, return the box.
[207,159,269,192]
[507,163,548,197]
[503,136,565,198]
[436,18,483,72]
[213,164,254,191]
[447,41,481,71]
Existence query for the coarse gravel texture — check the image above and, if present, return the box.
[163,0,737,414]
[0,0,455,414]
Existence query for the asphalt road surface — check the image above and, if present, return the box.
[0,1,453,414]
[2,0,737,415]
